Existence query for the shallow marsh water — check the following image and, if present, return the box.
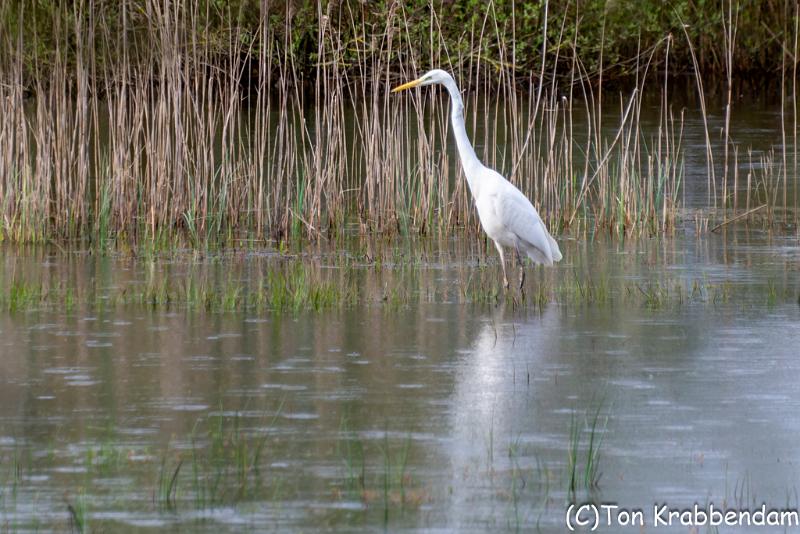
[0,227,799,532]
[1,94,800,532]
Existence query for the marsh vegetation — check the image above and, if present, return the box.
[0,0,798,246]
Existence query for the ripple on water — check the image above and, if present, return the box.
[742,393,791,402]
[121,518,170,528]
[170,404,209,412]
[43,367,97,384]
[261,383,307,391]
[725,367,767,377]
[183,354,215,362]
[661,424,695,432]
[152,399,210,412]
[272,360,313,371]
[66,377,98,387]
[608,379,656,390]
[22,475,49,483]
[206,333,242,340]
[29,323,59,331]
[118,427,159,436]
[52,466,88,474]
[183,507,255,525]
[281,412,319,420]
[314,501,367,511]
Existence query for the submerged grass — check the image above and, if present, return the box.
[0,282,44,312]
[0,259,358,313]
[187,412,270,508]
[152,402,284,511]
[499,434,552,532]
[65,491,88,534]
[155,457,182,510]
[0,247,796,314]
[567,403,608,503]
[337,414,366,498]
[0,409,286,528]
[336,416,422,515]
[1,447,24,509]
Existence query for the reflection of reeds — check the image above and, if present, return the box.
[336,415,418,517]
[0,1,796,245]
[184,409,278,509]
[2,247,792,313]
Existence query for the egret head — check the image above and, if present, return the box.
[391,69,453,92]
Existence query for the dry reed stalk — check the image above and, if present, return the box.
[794,1,799,226]
[781,0,789,219]
[678,17,716,209]
[747,149,753,213]
[721,0,738,219]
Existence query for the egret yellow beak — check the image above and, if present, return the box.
[391,78,423,93]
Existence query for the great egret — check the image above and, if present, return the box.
[392,69,562,289]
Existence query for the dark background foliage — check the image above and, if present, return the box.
[1,0,795,95]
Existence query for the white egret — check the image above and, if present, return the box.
[392,69,562,289]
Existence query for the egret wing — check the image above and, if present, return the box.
[497,187,561,265]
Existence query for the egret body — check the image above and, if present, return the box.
[392,69,562,289]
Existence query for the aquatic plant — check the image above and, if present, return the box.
[1,248,796,315]
[185,411,276,509]
[149,409,280,511]
[85,441,127,477]
[337,414,366,498]
[65,490,88,534]
[336,416,421,516]
[155,456,183,510]
[567,404,607,503]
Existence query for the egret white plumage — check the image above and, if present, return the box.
[392,69,562,289]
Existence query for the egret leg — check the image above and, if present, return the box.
[515,248,525,290]
[493,241,509,289]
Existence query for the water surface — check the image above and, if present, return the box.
[1,229,798,532]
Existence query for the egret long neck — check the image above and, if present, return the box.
[442,79,483,191]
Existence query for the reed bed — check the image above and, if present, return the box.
[0,1,797,246]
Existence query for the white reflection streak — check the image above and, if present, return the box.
[445,304,561,528]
